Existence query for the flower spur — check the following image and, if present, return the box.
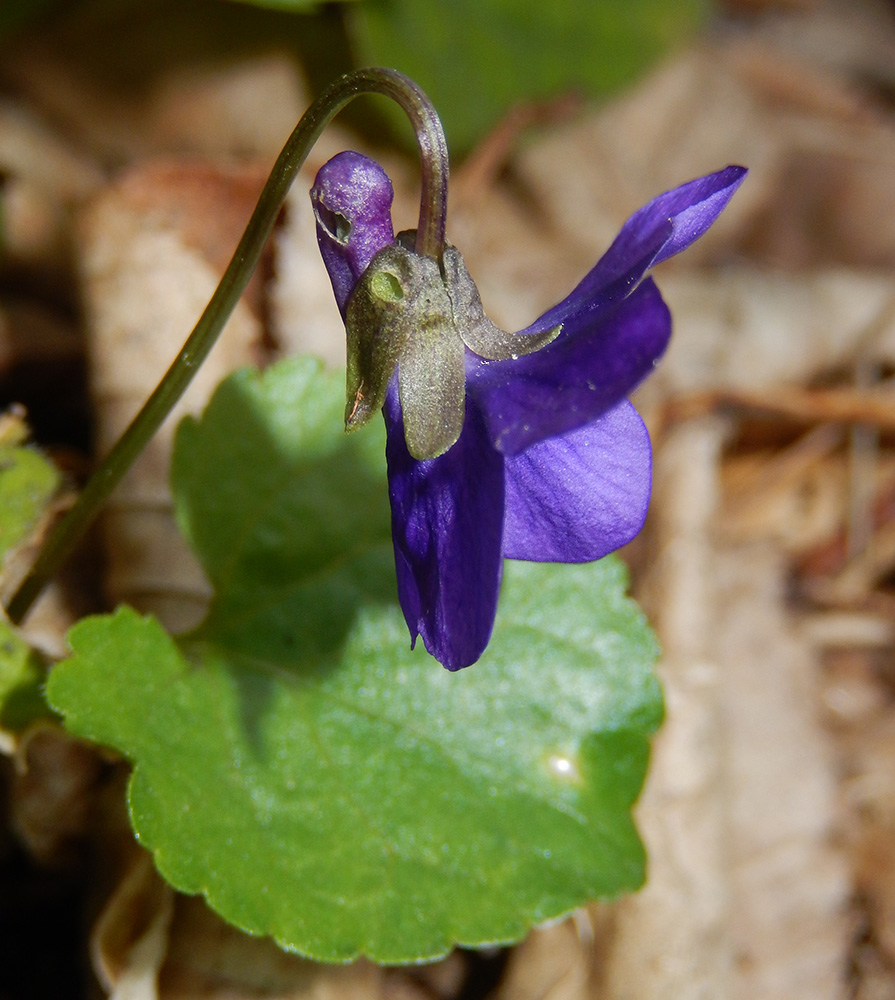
[312,151,746,670]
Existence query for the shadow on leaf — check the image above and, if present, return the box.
[172,359,402,741]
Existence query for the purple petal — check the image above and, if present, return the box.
[384,387,505,670]
[311,151,396,315]
[469,278,670,455]
[521,165,747,338]
[648,165,748,267]
[502,399,651,562]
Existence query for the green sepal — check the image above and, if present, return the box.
[397,291,466,460]
[443,247,561,360]
[344,234,564,461]
[344,241,467,460]
[344,243,417,431]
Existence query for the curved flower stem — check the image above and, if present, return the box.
[6,67,449,625]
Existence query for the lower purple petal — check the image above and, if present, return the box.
[502,399,651,563]
[469,278,670,456]
[384,387,505,670]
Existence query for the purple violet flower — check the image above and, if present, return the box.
[312,150,746,670]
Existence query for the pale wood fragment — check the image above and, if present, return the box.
[605,418,732,1000]
[603,419,850,1000]
[713,543,849,1000]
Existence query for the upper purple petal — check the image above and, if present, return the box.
[311,151,395,315]
[384,386,506,671]
[520,165,747,339]
[468,277,670,455]
[646,165,748,267]
[502,399,651,562]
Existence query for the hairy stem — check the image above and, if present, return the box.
[6,68,448,624]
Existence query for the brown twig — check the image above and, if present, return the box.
[667,385,895,430]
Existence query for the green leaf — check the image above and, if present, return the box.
[0,619,53,731]
[0,425,60,567]
[48,357,661,963]
[348,0,707,153]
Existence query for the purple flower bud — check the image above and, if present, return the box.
[311,150,395,316]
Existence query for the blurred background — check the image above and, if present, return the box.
[2,0,895,997]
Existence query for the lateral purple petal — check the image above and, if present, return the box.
[311,151,395,315]
[469,277,670,455]
[502,399,652,562]
[384,387,506,671]
[521,165,746,339]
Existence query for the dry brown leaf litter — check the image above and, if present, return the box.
[4,0,895,996]
[79,160,271,630]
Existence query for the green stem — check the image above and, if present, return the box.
[6,67,449,625]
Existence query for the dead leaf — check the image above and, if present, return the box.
[494,918,593,1000]
[158,895,387,1000]
[605,419,850,1000]
[91,847,175,1000]
[11,722,107,868]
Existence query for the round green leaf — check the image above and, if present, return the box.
[48,358,661,963]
